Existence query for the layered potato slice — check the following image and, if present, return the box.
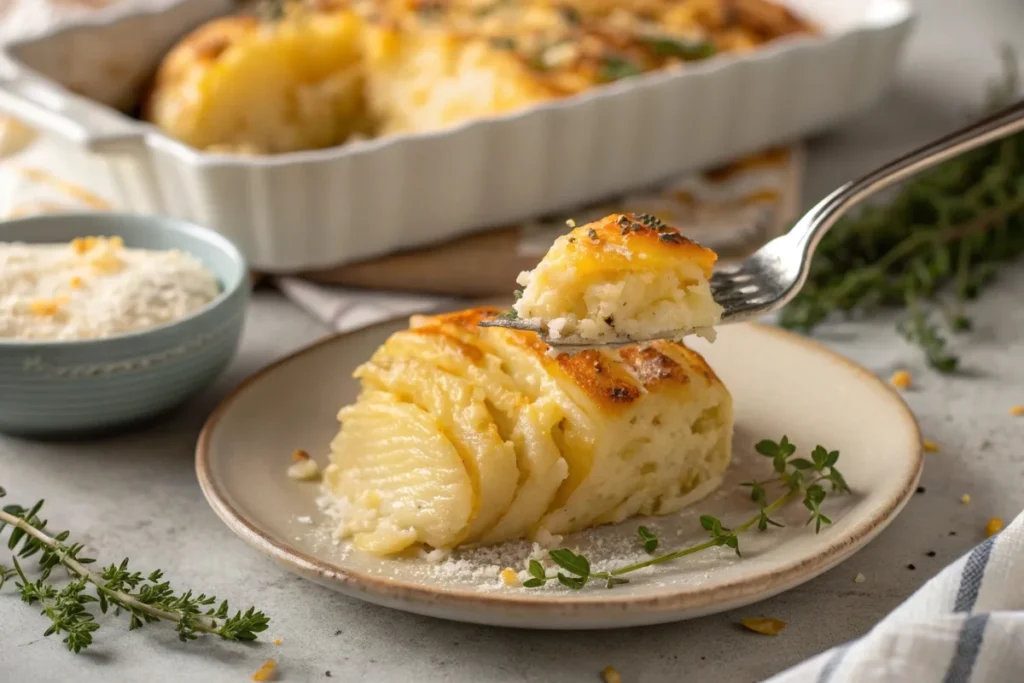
[513,213,723,343]
[146,5,368,154]
[322,306,733,555]
[324,390,474,554]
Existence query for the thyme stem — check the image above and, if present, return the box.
[601,490,799,577]
[0,509,220,635]
[0,488,269,652]
[525,438,849,590]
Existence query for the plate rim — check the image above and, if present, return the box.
[196,320,922,620]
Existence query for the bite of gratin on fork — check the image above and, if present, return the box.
[483,99,1024,348]
[478,213,725,349]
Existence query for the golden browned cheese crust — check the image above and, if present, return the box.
[146,0,817,149]
[361,0,817,98]
[568,213,718,277]
[417,306,718,412]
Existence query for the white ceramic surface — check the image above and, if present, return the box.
[0,0,914,272]
[196,317,922,630]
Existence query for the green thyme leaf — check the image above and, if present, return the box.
[528,559,546,581]
[637,526,659,554]
[490,37,517,51]
[741,479,766,505]
[549,549,590,578]
[643,36,716,61]
[600,56,642,82]
[557,573,586,590]
[558,5,581,25]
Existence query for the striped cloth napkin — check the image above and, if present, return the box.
[767,512,1023,682]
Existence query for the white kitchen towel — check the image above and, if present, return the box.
[766,511,1024,683]
[275,278,462,333]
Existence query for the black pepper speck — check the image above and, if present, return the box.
[916,486,926,494]
[926,551,936,557]
[907,564,916,570]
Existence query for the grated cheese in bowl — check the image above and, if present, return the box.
[0,235,220,341]
[0,213,249,437]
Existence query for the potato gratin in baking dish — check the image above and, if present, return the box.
[146,0,816,154]
[320,214,732,555]
[0,0,913,270]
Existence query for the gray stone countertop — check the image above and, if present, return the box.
[3,0,1024,680]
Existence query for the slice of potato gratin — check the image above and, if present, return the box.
[513,213,723,344]
[321,307,733,555]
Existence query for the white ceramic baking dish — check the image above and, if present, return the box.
[0,0,914,272]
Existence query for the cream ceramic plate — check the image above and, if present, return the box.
[196,316,921,630]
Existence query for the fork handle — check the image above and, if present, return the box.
[786,98,1024,279]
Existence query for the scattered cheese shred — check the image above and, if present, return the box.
[601,665,622,683]
[960,494,972,505]
[566,218,576,228]
[69,276,84,289]
[890,370,912,390]
[923,440,940,453]
[853,572,866,584]
[741,617,788,636]
[28,298,66,317]
[288,449,322,481]
[71,236,100,255]
[273,638,283,646]
[1010,405,1024,417]
[499,568,519,586]
[252,658,277,681]
[985,517,1004,537]
[17,167,112,210]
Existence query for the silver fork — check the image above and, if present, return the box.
[483,99,1024,349]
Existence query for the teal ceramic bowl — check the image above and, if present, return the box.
[0,213,249,437]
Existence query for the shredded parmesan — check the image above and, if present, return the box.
[0,237,219,341]
[252,659,277,681]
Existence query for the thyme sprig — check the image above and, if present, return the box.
[0,487,269,653]
[523,436,849,590]
[259,0,287,22]
[779,47,1024,372]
